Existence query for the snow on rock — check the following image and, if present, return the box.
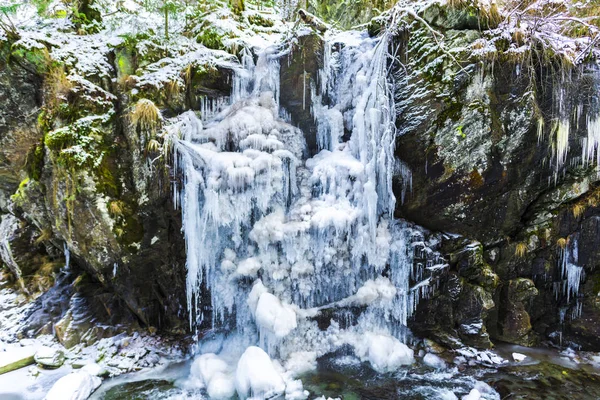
[462,389,481,400]
[44,371,101,400]
[191,353,236,399]
[284,351,318,377]
[438,391,459,400]
[235,346,286,400]
[354,333,414,373]
[351,277,397,306]
[80,363,105,377]
[512,352,527,362]
[34,346,65,369]
[423,353,446,369]
[255,293,297,338]
[456,347,505,366]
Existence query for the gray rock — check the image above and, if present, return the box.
[34,346,65,369]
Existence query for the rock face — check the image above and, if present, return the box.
[391,3,600,349]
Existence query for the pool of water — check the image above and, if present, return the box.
[8,344,599,400]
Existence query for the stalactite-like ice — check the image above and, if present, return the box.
[554,237,585,318]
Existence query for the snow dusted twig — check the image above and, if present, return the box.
[392,5,471,76]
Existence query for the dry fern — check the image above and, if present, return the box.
[515,242,528,258]
[572,203,586,219]
[130,99,161,133]
[109,200,125,217]
[147,139,161,153]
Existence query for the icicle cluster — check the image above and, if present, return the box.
[554,237,585,318]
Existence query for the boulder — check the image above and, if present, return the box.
[495,279,538,346]
[34,346,65,369]
[44,371,101,400]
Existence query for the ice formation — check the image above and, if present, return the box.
[235,346,286,400]
[554,236,585,318]
[353,332,415,373]
[170,26,443,399]
[423,352,446,369]
[190,353,236,399]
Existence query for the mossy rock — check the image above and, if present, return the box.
[115,49,135,78]
[421,0,497,31]
[247,13,274,27]
[10,42,51,75]
[44,118,108,170]
[25,141,46,181]
[495,279,538,346]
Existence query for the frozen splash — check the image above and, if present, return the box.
[170,28,442,399]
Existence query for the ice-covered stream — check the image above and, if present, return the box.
[168,28,450,399]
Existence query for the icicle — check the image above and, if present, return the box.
[556,237,585,316]
[302,70,306,111]
[64,243,70,271]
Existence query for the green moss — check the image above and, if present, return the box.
[37,109,52,134]
[95,159,119,197]
[439,100,464,124]
[196,27,225,51]
[10,45,50,75]
[247,14,274,27]
[26,142,45,181]
[10,178,31,207]
[116,50,134,77]
[229,0,245,16]
[119,213,144,247]
[367,17,385,37]
[44,118,106,170]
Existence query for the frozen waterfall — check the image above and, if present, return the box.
[169,28,443,398]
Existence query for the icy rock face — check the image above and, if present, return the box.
[172,27,444,397]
